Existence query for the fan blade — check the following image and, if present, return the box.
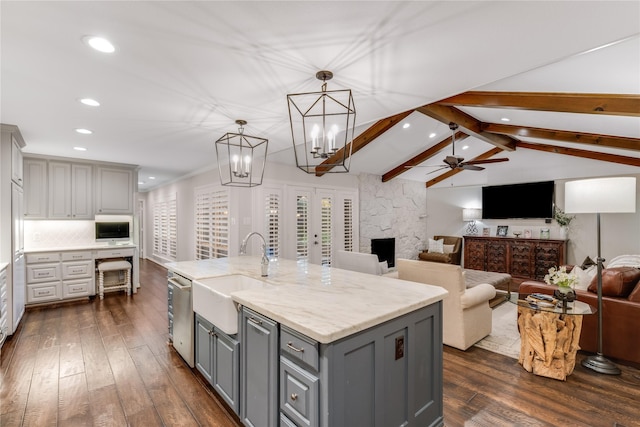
[464,157,509,166]
[459,164,484,171]
[404,164,442,168]
[426,166,448,175]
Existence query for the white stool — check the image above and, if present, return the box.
[97,260,132,300]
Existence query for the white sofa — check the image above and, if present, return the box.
[397,259,496,350]
[333,250,388,275]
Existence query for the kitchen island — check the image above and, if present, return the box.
[166,256,448,427]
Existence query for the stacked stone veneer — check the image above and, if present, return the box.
[358,173,427,260]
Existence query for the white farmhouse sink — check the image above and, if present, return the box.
[192,274,271,335]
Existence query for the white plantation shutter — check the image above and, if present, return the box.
[153,196,177,260]
[296,194,309,261]
[263,189,281,260]
[343,198,354,252]
[320,195,332,266]
[195,186,229,259]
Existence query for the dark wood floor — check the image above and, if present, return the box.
[2,259,640,426]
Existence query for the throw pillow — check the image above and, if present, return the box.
[588,267,640,297]
[580,256,596,270]
[572,265,597,291]
[607,254,640,269]
[443,244,455,254]
[428,238,444,254]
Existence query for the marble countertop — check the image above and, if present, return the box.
[24,243,137,253]
[166,256,448,344]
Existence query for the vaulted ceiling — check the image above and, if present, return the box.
[336,91,640,188]
[1,2,639,191]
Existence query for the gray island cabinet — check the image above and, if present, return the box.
[169,256,447,427]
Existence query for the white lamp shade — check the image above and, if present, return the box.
[565,177,636,214]
[462,208,482,221]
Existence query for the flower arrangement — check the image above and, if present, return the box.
[554,207,574,227]
[544,266,577,289]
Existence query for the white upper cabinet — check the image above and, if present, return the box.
[48,161,93,219]
[95,166,134,215]
[24,158,47,219]
[11,135,23,187]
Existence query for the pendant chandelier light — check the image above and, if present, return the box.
[215,120,268,187]
[287,70,356,174]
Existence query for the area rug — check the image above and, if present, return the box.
[474,300,521,359]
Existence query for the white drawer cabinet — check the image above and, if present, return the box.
[27,282,62,304]
[26,263,61,283]
[26,250,95,304]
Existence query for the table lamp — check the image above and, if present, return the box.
[462,208,482,235]
[564,176,636,375]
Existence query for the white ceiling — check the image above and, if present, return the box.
[1,1,639,191]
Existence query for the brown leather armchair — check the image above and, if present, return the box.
[418,235,462,265]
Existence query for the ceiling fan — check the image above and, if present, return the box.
[408,122,509,174]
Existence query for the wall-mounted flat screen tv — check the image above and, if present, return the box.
[482,181,554,219]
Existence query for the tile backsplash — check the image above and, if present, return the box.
[24,216,133,249]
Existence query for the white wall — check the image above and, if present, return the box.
[426,174,640,266]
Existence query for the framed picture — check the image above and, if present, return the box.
[482,227,490,237]
[497,225,509,237]
[540,228,550,239]
[523,229,532,239]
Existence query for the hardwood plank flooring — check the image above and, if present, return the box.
[1,259,639,426]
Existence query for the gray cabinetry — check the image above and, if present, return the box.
[195,313,240,414]
[240,307,278,427]
[48,161,93,219]
[278,302,443,427]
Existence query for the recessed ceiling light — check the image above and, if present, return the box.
[84,36,115,53]
[501,117,510,122]
[73,146,87,151]
[462,145,469,150]
[428,132,437,139]
[149,176,156,180]
[138,181,145,185]
[402,123,410,129]
[79,98,100,107]
[75,128,93,134]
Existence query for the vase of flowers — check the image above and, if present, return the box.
[544,266,577,293]
[554,207,574,239]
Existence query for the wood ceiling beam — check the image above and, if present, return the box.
[416,104,517,151]
[381,132,468,182]
[315,109,414,176]
[425,147,504,188]
[517,142,640,167]
[484,123,640,152]
[438,91,640,117]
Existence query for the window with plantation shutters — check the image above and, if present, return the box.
[296,194,309,261]
[195,186,229,260]
[320,195,332,266]
[153,196,177,260]
[343,198,354,252]
[263,190,281,260]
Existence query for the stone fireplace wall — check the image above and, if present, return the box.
[358,173,427,261]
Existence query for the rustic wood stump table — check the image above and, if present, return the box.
[510,293,595,381]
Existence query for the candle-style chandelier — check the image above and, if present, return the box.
[215,120,268,187]
[287,70,356,174]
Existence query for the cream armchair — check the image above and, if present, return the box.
[397,259,496,350]
[333,250,388,275]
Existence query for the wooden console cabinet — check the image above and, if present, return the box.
[463,236,566,281]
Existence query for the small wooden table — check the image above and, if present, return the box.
[510,294,595,381]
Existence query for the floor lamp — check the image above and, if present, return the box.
[564,176,637,375]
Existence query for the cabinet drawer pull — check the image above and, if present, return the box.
[286,342,305,353]
[248,316,263,326]
[290,393,298,401]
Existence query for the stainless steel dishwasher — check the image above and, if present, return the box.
[168,271,194,367]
